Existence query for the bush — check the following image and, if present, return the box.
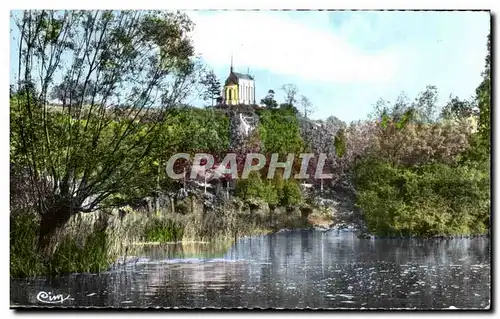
[235,172,279,205]
[258,108,304,155]
[354,157,489,237]
[236,171,303,207]
[280,179,302,206]
[10,212,46,278]
[10,211,113,277]
[375,120,472,166]
[144,218,184,243]
[49,230,111,274]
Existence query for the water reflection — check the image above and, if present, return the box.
[11,230,490,309]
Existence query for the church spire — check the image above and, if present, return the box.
[230,54,233,73]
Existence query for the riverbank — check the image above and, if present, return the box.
[10,172,490,279]
[10,202,489,279]
[356,232,490,240]
[10,189,337,278]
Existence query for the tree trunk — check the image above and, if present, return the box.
[155,164,160,215]
[37,203,73,258]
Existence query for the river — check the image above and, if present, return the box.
[10,230,491,309]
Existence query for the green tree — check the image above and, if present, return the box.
[200,69,221,106]
[260,89,278,109]
[476,33,491,156]
[236,171,278,205]
[372,86,439,124]
[333,128,346,158]
[413,85,439,123]
[11,10,200,255]
[354,158,489,237]
[280,179,302,206]
[258,108,303,155]
[279,103,299,114]
[440,95,475,120]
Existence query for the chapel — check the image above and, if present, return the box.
[223,58,256,105]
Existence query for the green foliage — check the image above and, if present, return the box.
[67,107,231,206]
[144,218,184,242]
[475,33,491,161]
[9,101,156,205]
[49,231,110,274]
[258,108,303,155]
[10,212,112,277]
[10,212,46,277]
[280,179,302,206]
[354,157,490,237]
[373,86,439,125]
[152,107,229,156]
[440,96,475,120]
[260,90,278,109]
[380,111,390,129]
[455,35,490,173]
[236,171,302,207]
[11,9,198,226]
[236,172,302,206]
[357,44,491,236]
[279,103,299,115]
[200,70,222,106]
[236,172,279,205]
[261,97,278,109]
[333,128,346,158]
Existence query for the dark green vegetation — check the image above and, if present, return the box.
[352,34,491,237]
[355,159,489,236]
[144,218,185,243]
[258,107,304,155]
[235,172,303,206]
[10,9,490,277]
[10,212,112,277]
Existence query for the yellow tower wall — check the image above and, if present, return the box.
[225,84,239,105]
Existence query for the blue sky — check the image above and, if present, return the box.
[187,10,490,122]
[10,10,490,123]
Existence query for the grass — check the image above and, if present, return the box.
[10,196,318,278]
[48,231,111,274]
[144,218,184,243]
[10,211,113,278]
[10,212,46,278]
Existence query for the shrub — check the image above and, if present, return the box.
[354,157,489,237]
[49,230,111,274]
[235,171,279,205]
[10,212,46,278]
[10,211,113,277]
[374,120,472,166]
[144,218,184,243]
[236,170,303,207]
[280,179,302,206]
[258,108,304,155]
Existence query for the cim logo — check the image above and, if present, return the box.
[36,291,70,304]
